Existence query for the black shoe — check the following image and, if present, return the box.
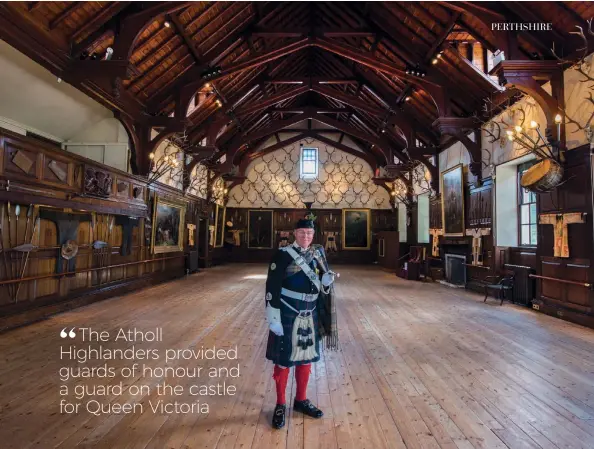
[293,399,323,418]
[272,404,286,429]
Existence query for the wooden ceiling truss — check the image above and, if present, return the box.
[1,1,592,191]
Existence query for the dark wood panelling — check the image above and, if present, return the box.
[0,128,211,331]
[0,129,148,217]
[0,268,184,332]
[535,146,594,328]
[221,207,396,265]
[467,177,493,229]
[429,196,442,229]
[377,231,400,272]
[509,247,537,269]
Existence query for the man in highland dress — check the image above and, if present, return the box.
[264,217,339,429]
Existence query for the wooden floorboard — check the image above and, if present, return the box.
[1,264,593,449]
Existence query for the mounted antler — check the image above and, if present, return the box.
[552,19,594,85]
[565,91,594,133]
[552,18,594,146]
[481,148,495,178]
[483,121,504,146]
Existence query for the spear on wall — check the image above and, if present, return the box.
[0,205,13,300]
[22,205,33,259]
[6,202,14,288]
[14,216,40,302]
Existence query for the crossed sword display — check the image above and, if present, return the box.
[1,203,40,302]
[0,205,116,301]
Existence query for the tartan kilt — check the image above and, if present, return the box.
[265,294,320,367]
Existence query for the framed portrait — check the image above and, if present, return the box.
[248,209,274,249]
[342,209,371,250]
[214,204,226,248]
[441,164,465,236]
[151,196,186,253]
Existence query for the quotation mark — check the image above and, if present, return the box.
[60,328,77,339]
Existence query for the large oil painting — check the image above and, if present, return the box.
[214,205,226,248]
[342,209,370,250]
[441,164,465,236]
[248,210,274,249]
[151,196,186,253]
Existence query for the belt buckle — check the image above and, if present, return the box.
[304,293,314,301]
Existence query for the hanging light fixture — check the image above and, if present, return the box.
[506,119,556,161]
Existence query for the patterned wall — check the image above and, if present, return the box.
[226,137,391,209]
[187,162,209,199]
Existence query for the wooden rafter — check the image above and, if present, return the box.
[49,2,85,30]
[234,85,310,116]
[70,2,132,43]
[397,11,461,103]
[7,0,587,180]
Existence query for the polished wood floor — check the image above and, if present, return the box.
[1,265,594,449]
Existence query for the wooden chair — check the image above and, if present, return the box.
[483,271,515,305]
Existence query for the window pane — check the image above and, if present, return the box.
[521,225,530,245]
[398,206,407,242]
[303,161,315,174]
[530,204,537,224]
[301,148,318,177]
[417,194,430,243]
[521,204,529,225]
[530,225,537,245]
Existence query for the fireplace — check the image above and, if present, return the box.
[445,254,466,286]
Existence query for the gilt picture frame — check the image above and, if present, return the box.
[342,208,371,250]
[248,209,274,249]
[441,164,465,237]
[151,195,186,253]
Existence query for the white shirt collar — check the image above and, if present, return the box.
[292,241,309,252]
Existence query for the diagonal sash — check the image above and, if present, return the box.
[284,246,321,291]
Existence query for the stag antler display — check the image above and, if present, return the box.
[551,18,594,146]
[552,19,594,85]
[481,148,495,178]
[565,91,594,135]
